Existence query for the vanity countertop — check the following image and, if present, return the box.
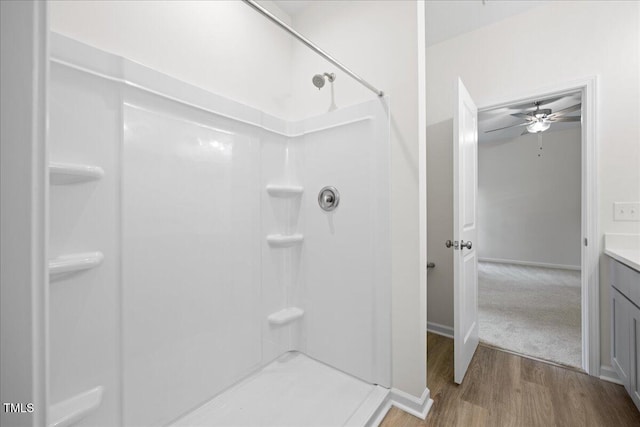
[604,233,640,272]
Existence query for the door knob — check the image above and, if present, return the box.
[446,240,459,249]
[460,240,472,250]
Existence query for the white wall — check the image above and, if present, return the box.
[289,1,426,398]
[478,127,582,268]
[50,0,294,118]
[0,2,48,426]
[426,1,640,367]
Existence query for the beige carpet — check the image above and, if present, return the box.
[478,261,581,368]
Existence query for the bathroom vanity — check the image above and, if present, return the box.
[607,234,640,411]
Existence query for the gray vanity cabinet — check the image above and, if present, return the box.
[612,286,631,390]
[610,257,640,411]
[630,304,640,408]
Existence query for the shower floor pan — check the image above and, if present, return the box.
[170,352,390,427]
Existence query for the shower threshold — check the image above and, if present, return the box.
[170,352,390,427]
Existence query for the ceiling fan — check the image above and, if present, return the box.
[485,99,582,135]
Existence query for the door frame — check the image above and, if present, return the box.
[476,76,599,375]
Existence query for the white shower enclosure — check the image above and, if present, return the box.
[48,28,391,426]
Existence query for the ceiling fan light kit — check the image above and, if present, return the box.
[485,98,582,135]
[526,120,551,133]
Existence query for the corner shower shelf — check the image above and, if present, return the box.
[267,307,304,326]
[49,162,104,185]
[266,184,304,197]
[49,252,104,277]
[266,234,304,248]
[49,386,103,427]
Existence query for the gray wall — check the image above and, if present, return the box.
[426,119,453,329]
[478,127,581,269]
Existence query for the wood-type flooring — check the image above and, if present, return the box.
[380,333,640,426]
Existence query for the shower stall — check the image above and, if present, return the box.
[45,1,391,426]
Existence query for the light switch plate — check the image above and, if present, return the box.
[614,202,640,221]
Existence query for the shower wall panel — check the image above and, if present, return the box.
[298,100,391,387]
[49,62,121,427]
[261,136,306,361]
[122,91,265,426]
[49,34,294,427]
[48,33,391,427]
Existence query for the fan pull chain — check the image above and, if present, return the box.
[537,133,544,158]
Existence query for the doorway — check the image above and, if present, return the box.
[477,91,583,368]
[437,78,600,384]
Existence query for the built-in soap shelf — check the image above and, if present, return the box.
[266,184,304,197]
[48,386,103,427]
[49,252,104,277]
[267,307,304,326]
[49,162,104,185]
[266,234,304,248]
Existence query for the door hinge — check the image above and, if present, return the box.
[584,238,588,246]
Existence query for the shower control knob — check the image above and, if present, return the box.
[318,186,340,212]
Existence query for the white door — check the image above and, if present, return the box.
[452,77,479,384]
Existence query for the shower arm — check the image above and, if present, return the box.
[242,0,385,97]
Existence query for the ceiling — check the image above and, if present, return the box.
[425,0,546,46]
[273,1,546,46]
[478,91,582,143]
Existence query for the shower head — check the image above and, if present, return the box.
[312,74,326,89]
[312,72,336,90]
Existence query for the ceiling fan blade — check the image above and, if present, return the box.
[536,95,566,106]
[548,103,582,117]
[510,113,533,120]
[510,96,564,110]
[484,122,529,133]
[548,116,581,122]
[509,95,576,112]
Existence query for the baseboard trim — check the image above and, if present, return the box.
[479,257,580,271]
[427,321,454,339]
[599,365,623,385]
[389,387,433,420]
